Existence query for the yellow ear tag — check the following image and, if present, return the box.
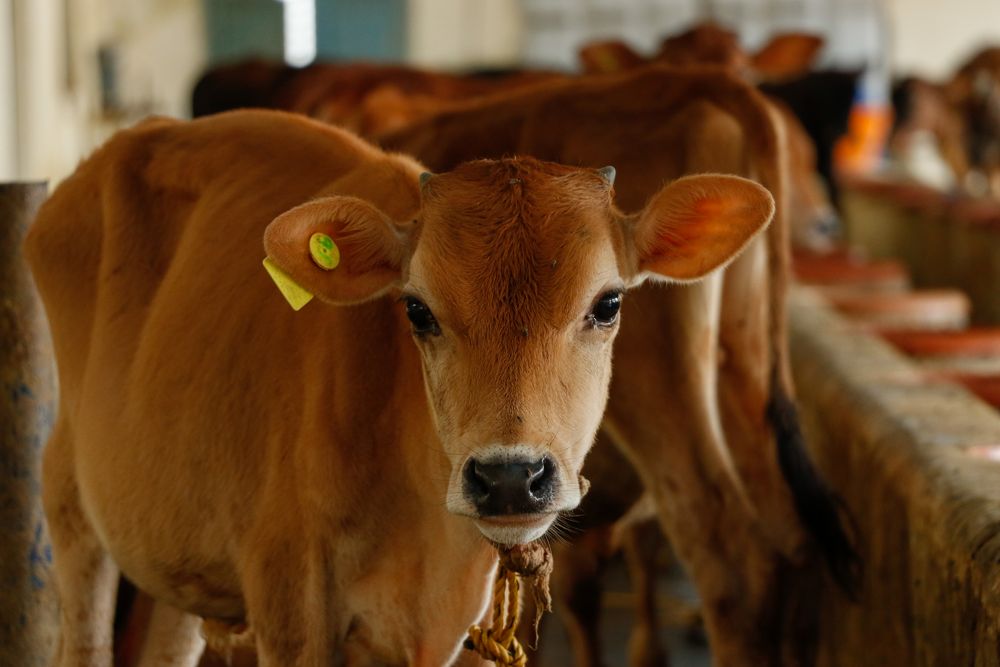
[262,258,314,311]
[309,233,340,270]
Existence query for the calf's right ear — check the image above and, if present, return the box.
[263,196,410,307]
[628,174,774,283]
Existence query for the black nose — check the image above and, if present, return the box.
[815,212,842,239]
[463,457,556,516]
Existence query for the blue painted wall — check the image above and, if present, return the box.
[203,0,407,64]
[316,0,407,61]
[203,0,284,63]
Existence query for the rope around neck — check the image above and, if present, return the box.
[464,565,527,667]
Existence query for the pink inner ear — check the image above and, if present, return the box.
[636,175,774,282]
[642,208,720,275]
[694,199,724,217]
[751,34,824,80]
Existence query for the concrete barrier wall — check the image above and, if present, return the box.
[790,289,1000,666]
[0,183,58,666]
[841,180,1000,325]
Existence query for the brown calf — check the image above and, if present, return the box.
[26,109,772,666]
[381,65,860,665]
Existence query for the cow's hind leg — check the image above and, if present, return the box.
[136,602,205,667]
[551,529,609,667]
[43,421,120,667]
[621,521,668,667]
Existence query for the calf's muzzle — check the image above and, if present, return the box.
[463,457,556,516]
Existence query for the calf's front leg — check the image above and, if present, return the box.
[240,529,334,666]
[43,422,120,667]
[136,602,205,667]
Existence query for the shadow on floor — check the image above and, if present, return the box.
[534,556,712,667]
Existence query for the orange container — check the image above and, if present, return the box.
[828,290,971,331]
[880,328,1000,358]
[834,104,892,175]
[795,255,910,292]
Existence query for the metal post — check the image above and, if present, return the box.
[0,181,58,666]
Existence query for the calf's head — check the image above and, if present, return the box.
[264,157,773,545]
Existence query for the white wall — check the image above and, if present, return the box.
[13,0,69,182]
[105,0,208,119]
[887,0,1000,79]
[407,0,522,68]
[10,0,206,183]
[0,0,17,181]
[11,0,1000,183]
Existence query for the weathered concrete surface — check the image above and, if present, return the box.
[841,184,1000,325]
[0,182,59,666]
[790,289,1000,666]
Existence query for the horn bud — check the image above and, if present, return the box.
[598,165,616,187]
[419,171,434,188]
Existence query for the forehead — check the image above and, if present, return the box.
[410,159,621,331]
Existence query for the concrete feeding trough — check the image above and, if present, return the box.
[790,289,1000,665]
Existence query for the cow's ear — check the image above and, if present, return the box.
[628,174,773,283]
[578,40,645,73]
[750,34,824,81]
[263,196,409,307]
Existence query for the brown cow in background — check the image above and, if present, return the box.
[579,23,854,252]
[192,60,563,136]
[579,23,824,83]
[893,46,1000,196]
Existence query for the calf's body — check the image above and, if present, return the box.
[29,111,497,665]
[28,109,773,665]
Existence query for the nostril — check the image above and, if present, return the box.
[816,213,842,237]
[528,458,555,499]
[464,460,490,499]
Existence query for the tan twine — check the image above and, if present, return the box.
[464,542,554,667]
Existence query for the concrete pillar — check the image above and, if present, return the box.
[0,182,59,666]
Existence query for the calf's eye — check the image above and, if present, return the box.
[404,297,440,335]
[590,291,622,327]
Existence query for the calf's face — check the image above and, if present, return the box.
[264,157,773,545]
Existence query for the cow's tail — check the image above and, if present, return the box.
[767,370,862,599]
[743,83,862,600]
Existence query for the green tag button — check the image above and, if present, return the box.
[309,233,340,270]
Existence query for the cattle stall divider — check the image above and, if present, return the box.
[0,182,59,666]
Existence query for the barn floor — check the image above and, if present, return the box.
[535,558,712,666]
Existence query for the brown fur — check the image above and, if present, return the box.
[192,59,564,137]
[27,109,772,666]
[948,47,1000,194]
[578,41,647,75]
[748,34,825,83]
[772,100,841,252]
[577,23,823,83]
[894,47,1000,196]
[656,24,750,74]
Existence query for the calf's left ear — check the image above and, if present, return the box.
[263,196,410,307]
[628,174,774,283]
